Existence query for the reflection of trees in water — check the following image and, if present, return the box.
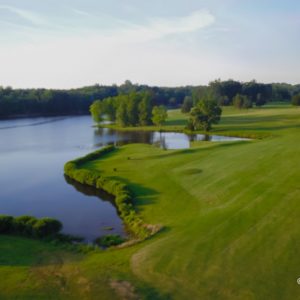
[64,175,116,207]
[92,128,218,150]
[154,132,167,150]
[189,134,211,142]
[93,128,154,147]
[189,134,197,142]
[93,128,244,150]
[93,128,117,147]
[64,175,126,239]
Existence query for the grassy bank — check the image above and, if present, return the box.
[1,104,299,299]
[64,146,162,241]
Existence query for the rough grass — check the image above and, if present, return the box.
[1,104,299,299]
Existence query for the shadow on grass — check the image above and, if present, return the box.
[215,124,300,132]
[137,278,172,300]
[0,235,71,267]
[165,118,187,126]
[109,176,160,208]
[220,114,287,124]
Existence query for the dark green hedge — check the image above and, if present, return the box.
[95,234,125,247]
[64,145,160,241]
[0,215,62,238]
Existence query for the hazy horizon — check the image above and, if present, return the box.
[0,0,299,89]
[1,78,300,91]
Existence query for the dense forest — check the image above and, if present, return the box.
[0,79,299,118]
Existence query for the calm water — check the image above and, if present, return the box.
[0,116,248,241]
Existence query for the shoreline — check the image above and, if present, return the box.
[64,145,163,247]
[0,112,89,121]
[95,123,269,140]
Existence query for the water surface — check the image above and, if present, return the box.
[0,116,247,241]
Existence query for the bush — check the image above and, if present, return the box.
[33,218,63,237]
[0,215,63,240]
[0,215,14,233]
[95,234,125,247]
[13,215,38,236]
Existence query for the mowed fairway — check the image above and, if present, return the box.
[0,105,299,299]
[84,105,300,299]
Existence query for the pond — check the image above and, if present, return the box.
[0,116,248,242]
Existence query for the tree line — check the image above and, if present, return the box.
[1,79,299,118]
[191,80,300,109]
[0,81,189,118]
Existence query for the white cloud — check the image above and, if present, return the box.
[0,5,47,26]
[114,10,215,42]
[0,9,217,88]
[71,8,91,17]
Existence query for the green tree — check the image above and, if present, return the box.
[126,93,139,126]
[152,105,168,127]
[102,97,117,121]
[233,94,252,109]
[181,96,193,113]
[138,93,152,125]
[116,101,129,127]
[292,93,300,106]
[187,93,222,132]
[0,215,14,233]
[90,100,103,124]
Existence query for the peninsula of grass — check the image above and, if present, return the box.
[1,104,299,299]
[64,145,162,242]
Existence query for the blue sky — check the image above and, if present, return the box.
[0,0,299,88]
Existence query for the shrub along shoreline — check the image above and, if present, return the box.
[0,215,63,238]
[64,145,162,245]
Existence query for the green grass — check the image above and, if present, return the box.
[1,104,299,299]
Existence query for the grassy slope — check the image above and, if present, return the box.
[1,104,299,299]
[85,104,300,299]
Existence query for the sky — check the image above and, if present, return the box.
[0,0,299,89]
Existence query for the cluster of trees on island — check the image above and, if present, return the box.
[90,89,222,132]
[0,79,299,118]
[90,92,168,127]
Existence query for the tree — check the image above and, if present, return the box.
[138,93,152,125]
[242,80,271,106]
[102,97,117,121]
[271,83,292,102]
[116,101,129,127]
[187,93,222,132]
[126,92,140,126]
[152,106,168,126]
[292,94,300,106]
[209,79,242,105]
[233,94,252,109]
[89,100,103,124]
[0,215,14,233]
[181,96,193,113]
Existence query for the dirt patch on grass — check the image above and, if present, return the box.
[110,280,139,300]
